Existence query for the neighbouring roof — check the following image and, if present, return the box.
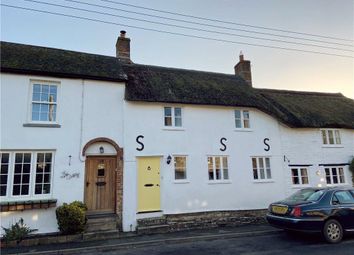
[1,41,353,129]
[0,41,127,81]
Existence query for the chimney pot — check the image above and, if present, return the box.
[234,52,252,86]
[120,30,126,37]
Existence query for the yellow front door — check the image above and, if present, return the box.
[137,157,161,212]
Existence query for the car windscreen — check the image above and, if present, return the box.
[286,189,322,202]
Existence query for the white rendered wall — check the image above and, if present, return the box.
[122,102,287,231]
[0,73,125,234]
[280,126,354,196]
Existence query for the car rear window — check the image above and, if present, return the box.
[286,189,322,202]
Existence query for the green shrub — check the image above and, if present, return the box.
[2,218,37,243]
[56,201,87,234]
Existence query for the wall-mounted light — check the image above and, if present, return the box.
[99,146,104,154]
[166,155,172,165]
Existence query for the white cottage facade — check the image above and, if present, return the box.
[1,34,353,235]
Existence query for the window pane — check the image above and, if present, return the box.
[33,84,41,93]
[175,117,182,127]
[215,157,221,180]
[252,158,258,180]
[335,130,341,144]
[292,169,299,184]
[235,110,241,128]
[222,157,229,180]
[24,153,31,163]
[332,168,338,183]
[40,112,48,121]
[243,111,250,128]
[338,168,345,183]
[15,153,23,163]
[21,185,29,195]
[1,153,9,164]
[32,93,40,101]
[208,157,214,180]
[174,107,181,117]
[321,130,327,144]
[258,158,265,179]
[301,168,309,184]
[328,130,334,144]
[164,107,172,126]
[325,168,331,184]
[174,156,186,180]
[164,107,172,116]
[42,85,49,94]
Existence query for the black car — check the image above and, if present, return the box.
[266,187,354,243]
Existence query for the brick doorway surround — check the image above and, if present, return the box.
[82,137,123,229]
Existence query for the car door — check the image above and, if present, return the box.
[332,190,354,229]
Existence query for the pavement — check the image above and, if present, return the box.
[2,224,281,255]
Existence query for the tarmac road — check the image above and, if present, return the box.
[93,231,354,255]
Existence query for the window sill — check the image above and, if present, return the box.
[0,199,57,212]
[173,180,190,184]
[291,185,311,188]
[253,179,274,184]
[207,180,232,184]
[322,145,344,148]
[162,127,185,131]
[23,123,61,128]
[234,128,253,132]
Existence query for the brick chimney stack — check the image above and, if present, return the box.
[234,51,252,86]
[116,30,132,63]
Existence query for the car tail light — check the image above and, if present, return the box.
[291,207,302,217]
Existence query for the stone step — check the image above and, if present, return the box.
[86,215,117,224]
[83,229,120,241]
[137,216,167,227]
[86,220,117,232]
[136,224,170,235]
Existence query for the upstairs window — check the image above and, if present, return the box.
[164,107,182,127]
[31,82,58,122]
[235,110,250,129]
[174,156,187,180]
[321,129,341,145]
[208,156,229,181]
[252,157,272,181]
[291,167,309,185]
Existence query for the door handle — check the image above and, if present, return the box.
[86,181,90,187]
[144,184,154,187]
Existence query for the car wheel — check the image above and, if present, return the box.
[323,219,343,243]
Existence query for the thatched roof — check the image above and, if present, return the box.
[123,64,354,129]
[0,41,127,81]
[1,41,353,129]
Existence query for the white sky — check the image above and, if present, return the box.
[1,0,353,98]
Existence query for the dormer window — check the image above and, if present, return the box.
[235,110,250,129]
[321,129,341,145]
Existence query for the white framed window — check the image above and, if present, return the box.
[252,157,272,181]
[0,153,10,197]
[235,110,250,129]
[30,81,59,122]
[325,167,345,185]
[174,156,187,180]
[208,156,229,181]
[164,107,182,127]
[321,129,341,145]
[291,167,309,185]
[0,151,54,199]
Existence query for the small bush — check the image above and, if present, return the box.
[2,218,37,243]
[56,201,87,234]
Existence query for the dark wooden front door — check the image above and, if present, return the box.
[84,157,116,212]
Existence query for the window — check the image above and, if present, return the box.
[291,168,309,185]
[164,107,182,127]
[174,156,187,180]
[332,191,354,204]
[325,167,345,185]
[31,82,58,122]
[252,157,272,180]
[235,110,250,129]
[321,129,341,145]
[0,151,54,199]
[0,153,10,196]
[208,156,229,181]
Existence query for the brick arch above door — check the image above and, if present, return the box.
[82,137,122,156]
